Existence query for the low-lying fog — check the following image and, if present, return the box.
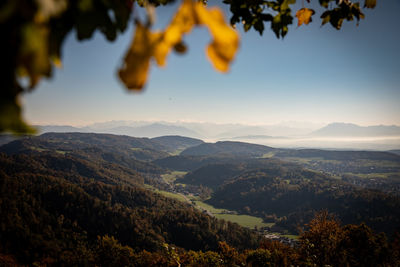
[215,136,400,151]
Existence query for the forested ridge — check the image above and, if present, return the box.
[0,132,171,161]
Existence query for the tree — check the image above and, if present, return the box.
[94,235,135,266]
[298,211,345,266]
[298,210,391,266]
[340,223,390,267]
[0,0,377,133]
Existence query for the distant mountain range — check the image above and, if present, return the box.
[231,135,289,140]
[95,123,201,138]
[36,123,200,138]
[35,121,400,138]
[312,123,400,137]
[29,122,400,150]
[33,121,322,139]
[35,125,88,133]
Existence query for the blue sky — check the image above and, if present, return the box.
[23,1,400,127]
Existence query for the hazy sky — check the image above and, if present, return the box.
[23,1,400,127]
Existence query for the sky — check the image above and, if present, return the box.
[23,1,400,127]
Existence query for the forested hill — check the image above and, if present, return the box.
[0,136,166,176]
[151,135,204,153]
[176,163,246,190]
[0,152,260,265]
[153,154,243,171]
[206,166,400,236]
[175,158,295,190]
[1,132,170,161]
[41,132,168,153]
[180,141,275,157]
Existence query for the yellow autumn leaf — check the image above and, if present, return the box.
[118,0,240,90]
[164,0,196,44]
[118,23,163,90]
[154,0,196,66]
[51,56,63,68]
[296,8,315,26]
[195,5,240,72]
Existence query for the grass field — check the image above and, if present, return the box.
[214,214,274,229]
[261,152,275,158]
[130,147,143,151]
[344,172,400,179]
[155,190,188,202]
[194,201,274,229]
[29,146,47,152]
[194,201,229,213]
[169,149,185,156]
[161,171,188,183]
[144,184,189,203]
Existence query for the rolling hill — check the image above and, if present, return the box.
[151,135,204,153]
[152,154,240,171]
[181,141,275,157]
[176,163,245,190]
[0,132,170,161]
